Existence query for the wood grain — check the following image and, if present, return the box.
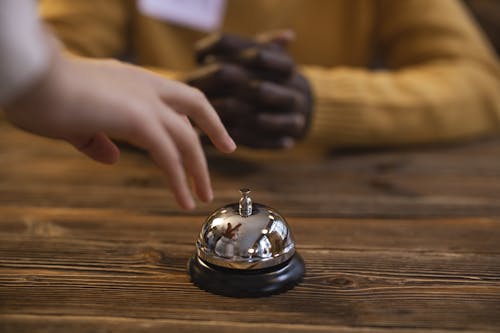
[1,207,500,332]
[1,121,500,218]
[1,121,500,332]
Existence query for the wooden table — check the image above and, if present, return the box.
[1,119,499,333]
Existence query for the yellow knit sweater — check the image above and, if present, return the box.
[40,0,500,147]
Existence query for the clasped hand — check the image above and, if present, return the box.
[185,31,313,149]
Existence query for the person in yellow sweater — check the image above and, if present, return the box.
[40,0,500,149]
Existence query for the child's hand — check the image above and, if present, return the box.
[4,54,236,210]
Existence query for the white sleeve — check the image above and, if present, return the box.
[0,0,52,105]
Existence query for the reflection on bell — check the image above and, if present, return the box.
[188,188,305,297]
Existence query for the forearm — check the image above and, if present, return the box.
[303,60,500,147]
[0,0,54,106]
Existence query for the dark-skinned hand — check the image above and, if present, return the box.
[184,31,313,149]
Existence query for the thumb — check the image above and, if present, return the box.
[69,132,120,164]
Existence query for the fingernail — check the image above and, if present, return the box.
[205,188,214,202]
[184,198,196,211]
[225,137,237,152]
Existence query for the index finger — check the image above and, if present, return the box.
[159,81,237,153]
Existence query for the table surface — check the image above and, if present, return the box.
[0,120,499,333]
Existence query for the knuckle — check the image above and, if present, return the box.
[127,114,149,140]
[293,93,307,110]
[218,63,244,81]
[293,114,306,130]
[171,117,201,145]
[123,102,160,142]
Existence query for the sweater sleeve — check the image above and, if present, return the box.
[303,0,500,147]
[39,0,133,58]
[39,0,179,80]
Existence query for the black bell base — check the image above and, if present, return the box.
[187,253,305,298]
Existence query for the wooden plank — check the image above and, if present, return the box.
[1,121,500,217]
[1,248,499,330]
[0,314,493,333]
[0,206,500,253]
[0,208,499,330]
[1,182,500,218]
[2,121,500,331]
[3,147,500,215]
